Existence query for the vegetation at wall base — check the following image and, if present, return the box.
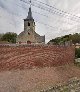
[75,48,80,58]
[75,48,80,67]
[74,62,80,67]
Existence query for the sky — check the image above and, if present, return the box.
[0,0,80,42]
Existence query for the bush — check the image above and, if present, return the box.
[75,48,80,58]
[1,32,17,43]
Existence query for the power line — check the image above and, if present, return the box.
[3,0,76,26]
[19,3,75,25]
[35,20,60,30]
[9,1,80,31]
[0,8,60,31]
[33,0,80,22]
[0,0,78,32]
[20,0,80,23]
[18,2,74,25]
[19,0,79,31]
[33,0,80,20]
[4,0,74,28]
[16,2,75,29]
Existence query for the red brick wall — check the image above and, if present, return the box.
[0,45,75,70]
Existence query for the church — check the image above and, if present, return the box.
[16,7,45,44]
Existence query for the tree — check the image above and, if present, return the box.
[1,32,17,43]
[48,33,80,45]
[75,48,80,58]
[0,33,4,41]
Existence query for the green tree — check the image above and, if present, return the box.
[75,48,80,58]
[0,33,4,41]
[1,32,17,43]
[48,33,80,45]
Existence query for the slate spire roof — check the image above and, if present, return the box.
[24,6,34,21]
[27,7,33,20]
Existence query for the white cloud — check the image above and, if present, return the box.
[0,0,80,42]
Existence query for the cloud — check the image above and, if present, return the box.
[0,0,80,42]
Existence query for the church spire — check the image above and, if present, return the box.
[27,0,33,20]
[27,7,33,20]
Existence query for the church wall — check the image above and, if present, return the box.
[0,45,75,70]
[16,31,37,44]
[17,31,45,44]
[35,35,44,43]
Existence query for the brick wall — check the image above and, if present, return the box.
[0,45,75,70]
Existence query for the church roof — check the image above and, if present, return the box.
[24,7,34,21]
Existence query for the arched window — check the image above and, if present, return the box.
[28,22,30,26]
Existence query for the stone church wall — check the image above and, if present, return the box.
[0,45,75,70]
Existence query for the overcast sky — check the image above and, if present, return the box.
[0,0,80,42]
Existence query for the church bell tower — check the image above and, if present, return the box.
[24,0,35,32]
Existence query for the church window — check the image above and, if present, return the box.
[28,22,30,26]
[28,32,30,35]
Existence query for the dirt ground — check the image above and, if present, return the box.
[0,64,80,92]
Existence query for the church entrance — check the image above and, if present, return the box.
[27,41,31,44]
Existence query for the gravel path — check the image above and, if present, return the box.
[0,64,80,92]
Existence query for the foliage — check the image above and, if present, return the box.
[0,33,4,41]
[75,48,80,67]
[48,33,80,45]
[74,62,80,67]
[1,32,17,43]
[75,48,80,58]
